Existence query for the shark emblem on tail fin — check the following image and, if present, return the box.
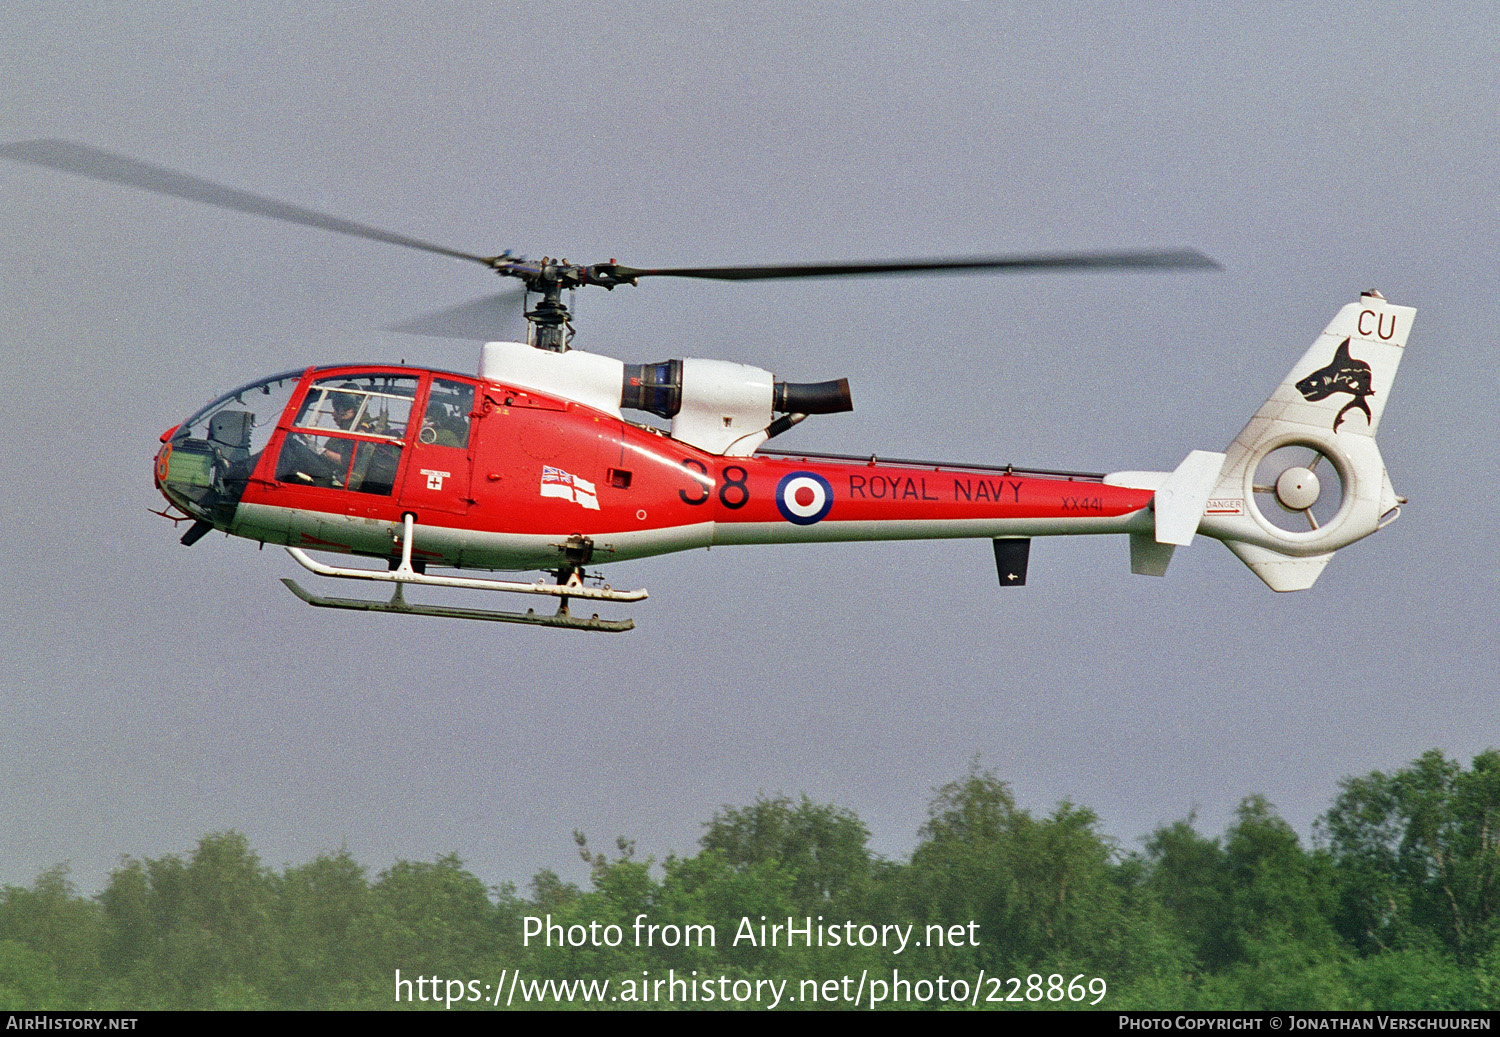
[1295,338,1373,431]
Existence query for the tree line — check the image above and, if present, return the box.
[1,749,1496,1010]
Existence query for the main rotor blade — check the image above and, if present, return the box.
[388,289,528,340]
[608,249,1220,282]
[0,139,494,267]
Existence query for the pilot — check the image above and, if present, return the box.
[318,385,373,471]
[330,385,372,432]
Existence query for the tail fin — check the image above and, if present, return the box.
[1201,291,1414,590]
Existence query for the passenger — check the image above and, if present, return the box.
[422,410,467,448]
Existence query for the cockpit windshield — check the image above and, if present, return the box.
[178,370,305,457]
[160,370,306,523]
[162,369,445,514]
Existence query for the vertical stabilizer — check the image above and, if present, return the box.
[1199,292,1413,590]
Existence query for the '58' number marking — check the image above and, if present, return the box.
[678,460,750,510]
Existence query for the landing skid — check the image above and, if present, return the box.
[279,515,645,632]
[281,578,635,631]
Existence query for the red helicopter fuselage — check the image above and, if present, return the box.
[155,361,1154,578]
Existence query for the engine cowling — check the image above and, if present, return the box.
[624,358,852,455]
[479,342,851,456]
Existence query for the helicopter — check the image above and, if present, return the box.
[2,141,1413,632]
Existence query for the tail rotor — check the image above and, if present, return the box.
[1251,443,1346,533]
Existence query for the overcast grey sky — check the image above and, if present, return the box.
[2,2,1496,895]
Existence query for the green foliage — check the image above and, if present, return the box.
[699,795,873,913]
[1223,796,1339,957]
[0,939,64,1010]
[366,853,502,976]
[1343,945,1483,1011]
[1321,749,1500,960]
[0,865,103,1005]
[275,849,373,1007]
[904,762,1169,983]
[94,831,278,1008]
[0,750,1495,1010]
[656,849,798,972]
[1143,816,1235,968]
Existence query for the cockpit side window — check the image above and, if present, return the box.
[419,379,475,449]
[294,375,418,440]
[276,374,419,495]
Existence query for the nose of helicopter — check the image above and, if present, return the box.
[154,425,224,544]
[152,369,302,544]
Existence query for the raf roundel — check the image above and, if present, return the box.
[775,471,834,526]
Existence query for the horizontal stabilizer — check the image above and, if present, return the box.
[1154,450,1226,546]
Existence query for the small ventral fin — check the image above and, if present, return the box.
[1223,543,1333,592]
[1130,534,1175,577]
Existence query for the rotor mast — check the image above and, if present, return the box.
[524,277,571,352]
[483,255,636,353]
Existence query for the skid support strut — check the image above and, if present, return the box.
[280,514,645,631]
